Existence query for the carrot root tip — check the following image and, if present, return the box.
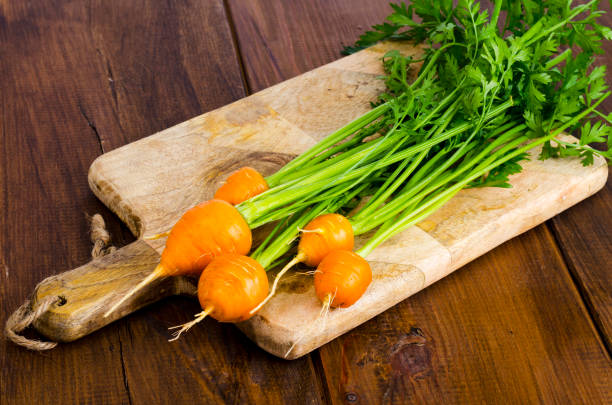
[296,270,320,276]
[143,231,170,240]
[167,306,213,342]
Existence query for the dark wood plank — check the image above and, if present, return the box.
[0,1,131,403]
[117,298,324,404]
[549,169,612,350]
[227,0,397,92]
[318,226,612,404]
[83,0,248,151]
[2,0,324,404]
[227,0,612,401]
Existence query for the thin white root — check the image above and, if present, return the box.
[104,268,163,318]
[168,306,214,342]
[297,227,324,234]
[295,270,321,276]
[284,292,334,359]
[320,290,335,332]
[280,273,306,282]
[143,231,170,240]
[249,253,306,315]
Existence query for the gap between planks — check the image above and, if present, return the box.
[223,0,253,95]
[311,349,334,405]
[545,220,612,359]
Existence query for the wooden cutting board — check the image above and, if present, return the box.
[29,42,608,359]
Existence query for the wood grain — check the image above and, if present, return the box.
[549,173,612,349]
[0,1,132,403]
[318,225,612,403]
[117,297,324,405]
[31,240,188,342]
[1,1,324,404]
[85,0,247,151]
[228,0,399,92]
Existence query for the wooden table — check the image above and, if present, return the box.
[1,1,610,403]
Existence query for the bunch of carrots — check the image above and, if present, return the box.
[105,0,612,353]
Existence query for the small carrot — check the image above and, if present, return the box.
[168,253,269,340]
[250,213,354,314]
[256,147,440,313]
[284,250,372,358]
[298,214,354,266]
[314,250,371,308]
[104,199,252,317]
[214,167,269,205]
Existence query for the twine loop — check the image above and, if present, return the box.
[5,214,116,350]
[4,296,60,350]
[90,214,117,258]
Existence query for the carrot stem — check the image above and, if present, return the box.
[265,102,391,186]
[237,98,514,227]
[358,91,611,256]
[351,121,527,235]
[252,181,367,269]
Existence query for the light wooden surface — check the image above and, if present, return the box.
[3,1,611,403]
[39,41,602,358]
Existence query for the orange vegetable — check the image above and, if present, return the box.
[314,250,371,308]
[198,254,269,322]
[284,249,372,358]
[161,199,252,275]
[250,213,354,314]
[214,167,269,205]
[298,213,354,266]
[104,199,252,317]
[168,254,269,340]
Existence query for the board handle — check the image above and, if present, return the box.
[27,239,196,343]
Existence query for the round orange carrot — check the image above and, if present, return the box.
[314,250,371,308]
[250,213,354,314]
[283,249,371,358]
[298,213,354,266]
[197,254,269,322]
[214,167,269,205]
[168,254,269,340]
[161,199,252,275]
[104,199,252,317]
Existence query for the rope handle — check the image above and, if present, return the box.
[89,213,117,258]
[4,214,116,351]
